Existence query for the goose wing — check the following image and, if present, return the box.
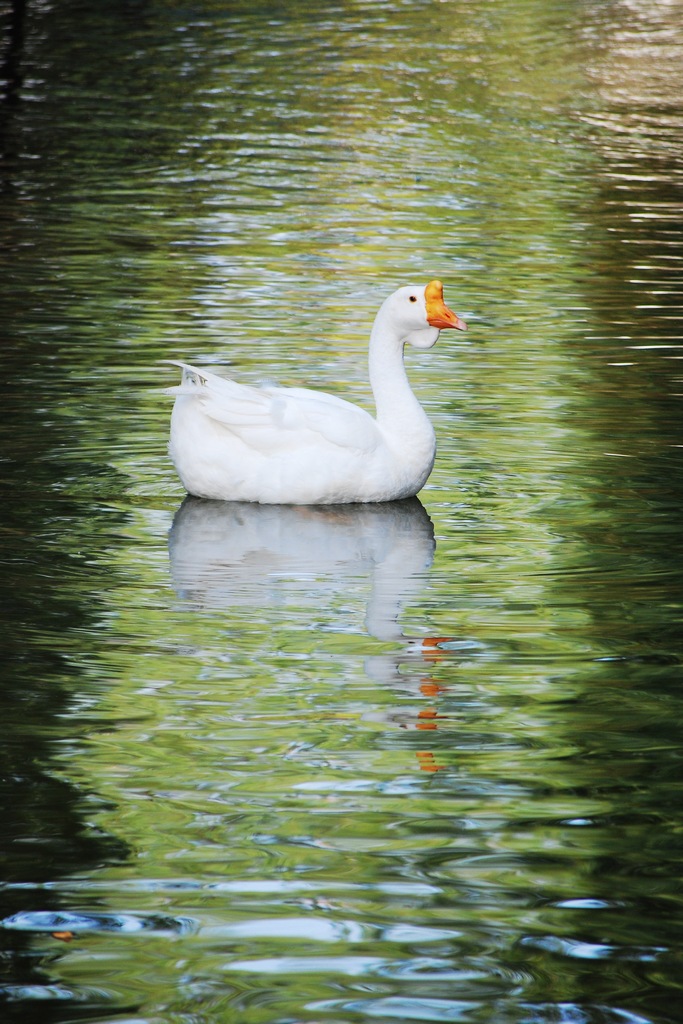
[166,361,381,455]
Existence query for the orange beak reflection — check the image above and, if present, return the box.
[425,280,467,331]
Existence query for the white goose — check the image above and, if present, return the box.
[166,280,466,504]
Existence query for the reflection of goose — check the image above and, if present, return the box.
[169,498,470,775]
[169,496,435,641]
[166,281,466,504]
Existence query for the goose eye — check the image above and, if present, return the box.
[409,295,417,303]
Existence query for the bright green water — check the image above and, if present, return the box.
[1,1,683,1022]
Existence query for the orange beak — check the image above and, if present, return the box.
[425,280,467,331]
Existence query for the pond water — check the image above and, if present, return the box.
[1,0,683,1022]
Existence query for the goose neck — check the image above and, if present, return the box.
[368,320,410,417]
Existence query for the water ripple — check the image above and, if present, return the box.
[0,909,197,936]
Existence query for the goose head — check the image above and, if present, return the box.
[382,280,467,349]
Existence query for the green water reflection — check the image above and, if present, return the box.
[1,0,683,1022]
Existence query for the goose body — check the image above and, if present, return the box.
[167,280,466,504]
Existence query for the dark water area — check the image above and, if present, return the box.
[1,1,683,1022]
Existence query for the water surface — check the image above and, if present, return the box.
[1,1,683,1022]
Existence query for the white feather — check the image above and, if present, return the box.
[165,282,465,504]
